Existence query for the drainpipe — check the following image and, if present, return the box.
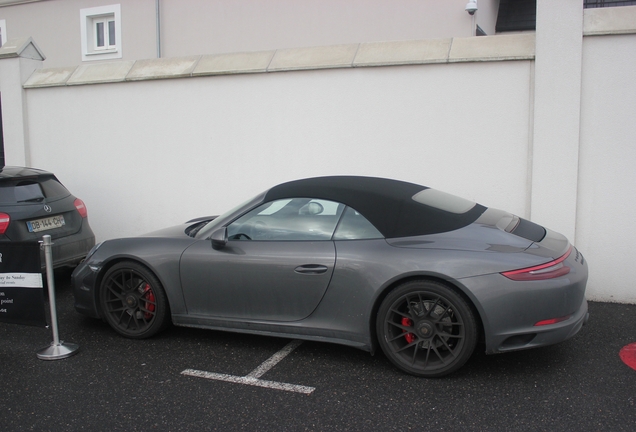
[156,0,161,58]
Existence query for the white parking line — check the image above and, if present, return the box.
[181,339,315,395]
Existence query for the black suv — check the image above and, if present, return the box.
[0,166,95,269]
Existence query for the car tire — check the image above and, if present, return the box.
[377,280,477,377]
[100,261,170,339]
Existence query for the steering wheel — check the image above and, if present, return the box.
[250,221,269,239]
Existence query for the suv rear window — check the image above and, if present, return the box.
[0,177,70,204]
[39,177,71,199]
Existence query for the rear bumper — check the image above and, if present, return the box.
[42,220,95,269]
[489,299,588,353]
[460,247,589,354]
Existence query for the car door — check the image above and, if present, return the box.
[179,198,343,322]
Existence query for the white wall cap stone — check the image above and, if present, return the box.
[67,61,135,86]
[193,50,275,76]
[268,44,359,71]
[24,66,77,88]
[353,39,452,67]
[584,5,636,36]
[449,33,535,62]
[23,35,539,88]
[0,37,46,61]
[126,56,200,81]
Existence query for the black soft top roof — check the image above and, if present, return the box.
[265,176,486,238]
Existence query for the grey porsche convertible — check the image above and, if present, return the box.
[72,176,588,377]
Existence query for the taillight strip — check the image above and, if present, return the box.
[502,246,573,281]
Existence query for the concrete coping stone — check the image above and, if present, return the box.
[449,34,535,62]
[24,66,77,88]
[67,61,134,86]
[193,50,275,76]
[268,44,359,71]
[126,56,200,81]
[24,34,538,89]
[353,38,452,67]
[584,5,636,36]
[0,37,45,61]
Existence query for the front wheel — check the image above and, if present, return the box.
[100,261,170,339]
[376,280,477,377]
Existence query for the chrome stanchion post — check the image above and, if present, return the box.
[37,234,79,360]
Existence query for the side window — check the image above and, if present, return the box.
[333,207,383,240]
[227,198,344,241]
[80,4,122,62]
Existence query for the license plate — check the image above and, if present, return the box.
[26,215,65,233]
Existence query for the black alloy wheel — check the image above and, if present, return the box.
[377,280,477,377]
[100,261,170,339]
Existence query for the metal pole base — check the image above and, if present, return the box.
[37,341,79,360]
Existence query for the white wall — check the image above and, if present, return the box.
[9,5,636,305]
[578,33,636,304]
[25,60,532,241]
[530,0,582,242]
[0,57,39,166]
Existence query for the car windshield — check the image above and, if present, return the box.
[195,192,266,239]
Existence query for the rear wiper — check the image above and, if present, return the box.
[17,197,44,203]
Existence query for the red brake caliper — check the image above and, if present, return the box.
[402,317,415,343]
[142,283,156,320]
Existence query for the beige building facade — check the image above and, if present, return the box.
[0,0,501,68]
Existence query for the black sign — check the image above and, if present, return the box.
[0,242,46,327]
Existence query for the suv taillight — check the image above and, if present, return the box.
[0,213,10,234]
[74,199,88,218]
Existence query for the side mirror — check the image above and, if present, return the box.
[211,227,228,250]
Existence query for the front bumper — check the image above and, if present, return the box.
[71,258,101,319]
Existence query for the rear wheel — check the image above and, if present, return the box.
[377,280,477,377]
[100,261,170,339]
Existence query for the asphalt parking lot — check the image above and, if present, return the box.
[1,269,635,431]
